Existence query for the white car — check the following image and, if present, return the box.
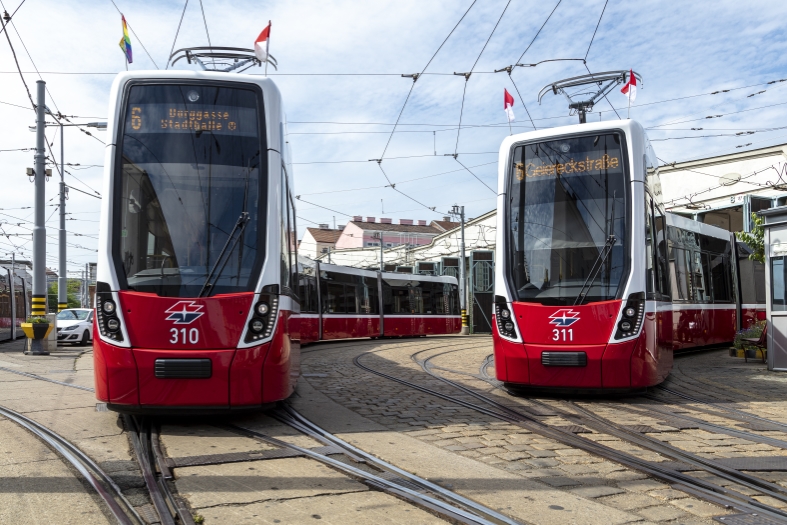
[57,308,94,346]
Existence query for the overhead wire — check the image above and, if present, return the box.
[453,0,511,155]
[166,0,189,70]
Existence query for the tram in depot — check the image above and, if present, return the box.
[298,259,461,343]
[492,119,765,392]
[93,68,461,413]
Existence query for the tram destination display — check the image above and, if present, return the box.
[125,103,257,135]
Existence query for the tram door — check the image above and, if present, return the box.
[470,251,494,334]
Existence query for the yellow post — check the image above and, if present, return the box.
[31,295,46,317]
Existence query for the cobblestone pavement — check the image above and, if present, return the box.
[299,335,787,524]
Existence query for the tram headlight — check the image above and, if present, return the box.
[256,302,270,316]
[106,318,120,332]
[619,320,632,332]
[500,309,511,319]
[624,307,636,318]
[102,300,116,314]
[504,322,514,331]
[249,318,265,333]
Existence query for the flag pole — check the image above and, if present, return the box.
[507,119,512,136]
[627,72,631,119]
[264,20,271,78]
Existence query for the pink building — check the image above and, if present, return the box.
[334,217,451,250]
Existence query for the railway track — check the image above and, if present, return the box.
[219,405,524,525]
[0,403,144,525]
[0,365,193,524]
[353,345,787,523]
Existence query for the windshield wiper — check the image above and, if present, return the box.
[198,212,250,297]
[573,234,617,306]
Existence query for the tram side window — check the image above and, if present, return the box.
[280,167,291,293]
[362,277,379,314]
[420,282,442,314]
[670,247,691,301]
[709,254,733,303]
[653,215,671,298]
[382,282,412,314]
[693,251,711,303]
[299,270,319,313]
[321,282,343,313]
[645,196,655,297]
[288,193,298,299]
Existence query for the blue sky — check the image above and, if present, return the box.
[1,0,787,274]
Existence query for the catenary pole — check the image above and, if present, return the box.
[58,120,67,312]
[28,81,49,355]
[31,81,47,319]
[454,205,469,335]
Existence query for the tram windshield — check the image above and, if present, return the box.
[115,84,265,297]
[507,133,628,306]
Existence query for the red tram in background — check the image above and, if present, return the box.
[93,70,460,413]
[299,260,461,343]
[492,119,765,392]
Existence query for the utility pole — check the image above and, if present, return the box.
[451,204,469,335]
[58,118,67,313]
[28,81,48,355]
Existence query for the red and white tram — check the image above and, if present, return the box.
[93,70,460,413]
[298,260,461,343]
[492,119,764,392]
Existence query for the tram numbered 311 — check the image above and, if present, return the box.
[492,119,765,392]
[93,71,461,413]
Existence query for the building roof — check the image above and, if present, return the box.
[305,227,343,244]
[430,220,460,232]
[348,221,440,234]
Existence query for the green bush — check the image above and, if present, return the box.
[733,320,765,350]
[26,316,49,324]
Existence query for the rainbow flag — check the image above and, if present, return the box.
[118,15,133,64]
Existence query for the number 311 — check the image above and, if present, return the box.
[552,328,573,341]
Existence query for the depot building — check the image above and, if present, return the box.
[661,143,787,233]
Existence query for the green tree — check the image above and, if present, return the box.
[736,212,765,264]
[47,279,83,311]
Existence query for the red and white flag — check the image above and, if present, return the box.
[254,22,271,62]
[621,69,637,101]
[504,89,515,122]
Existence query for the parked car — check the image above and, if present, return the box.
[56,308,93,346]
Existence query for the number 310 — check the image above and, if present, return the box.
[170,328,199,345]
[552,328,573,341]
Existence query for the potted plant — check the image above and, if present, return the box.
[21,316,53,340]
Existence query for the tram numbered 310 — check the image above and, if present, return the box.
[93,70,461,413]
[492,119,765,392]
